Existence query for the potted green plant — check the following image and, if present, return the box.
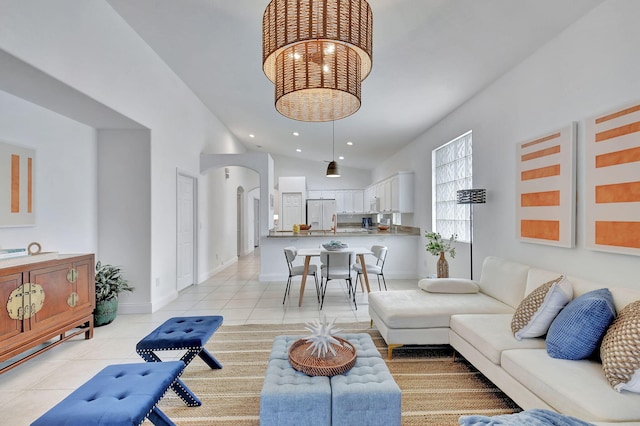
[425,231,457,278]
[94,261,134,326]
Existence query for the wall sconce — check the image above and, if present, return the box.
[225,168,230,179]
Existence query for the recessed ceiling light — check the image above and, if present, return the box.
[293,132,299,136]
[249,134,255,138]
[347,141,353,146]
[338,156,344,160]
[296,148,302,152]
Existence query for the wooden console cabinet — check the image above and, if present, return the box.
[0,254,95,373]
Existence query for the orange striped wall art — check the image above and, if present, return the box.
[1,140,35,227]
[515,124,576,247]
[585,102,640,255]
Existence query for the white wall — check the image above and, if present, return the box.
[272,153,372,190]
[0,90,97,253]
[97,129,151,311]
[202,166,260,281]
[373,0,640,287]
[0,1,246,312]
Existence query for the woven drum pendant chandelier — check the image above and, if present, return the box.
[262,0,373,122]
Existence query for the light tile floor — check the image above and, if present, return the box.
[0,249,416,425]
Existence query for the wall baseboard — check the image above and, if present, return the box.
[199,256,239,283]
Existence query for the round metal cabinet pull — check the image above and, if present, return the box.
[67,268,78,283]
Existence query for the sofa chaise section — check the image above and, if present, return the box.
[368,256,529,357]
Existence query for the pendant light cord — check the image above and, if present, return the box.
[332,120,335,160]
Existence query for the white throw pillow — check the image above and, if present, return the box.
[511,275,572,340]
[418,278,479,294]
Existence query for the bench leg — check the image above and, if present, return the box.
[138,350,163,363]
[171,378,202,407]
[148,406,177,426]
[138,350,202,406]
[198,348,223,369]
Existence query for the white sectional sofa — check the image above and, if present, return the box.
[368,256,640,425]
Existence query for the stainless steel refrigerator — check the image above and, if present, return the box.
[306,199,337,231]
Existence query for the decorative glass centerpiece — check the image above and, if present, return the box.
[322,240,347,251]
[288,316,356,376]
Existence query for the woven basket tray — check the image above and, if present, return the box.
[288,337,356,376]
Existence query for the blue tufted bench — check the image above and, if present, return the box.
[31,361,185,426]
[330,356,401,426]
[261,333,401,426]
[260,358,332,425]
[136,315,223,406]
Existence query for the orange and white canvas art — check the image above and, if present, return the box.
[585,103,640,255]
[516,124,576,247]
[0,140,35,227]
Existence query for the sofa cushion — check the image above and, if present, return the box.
[511,275,572,340]
[502,349,640,423]
[546,288,616,360]
[418,278,479,294]
[601,299,640,393]
[477,256,529,309]
[367,290,514,329]
[450,314,545,365]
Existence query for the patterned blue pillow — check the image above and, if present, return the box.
[546,288,616,360]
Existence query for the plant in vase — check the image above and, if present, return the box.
[425,231,457,278]
[94,261,134,326]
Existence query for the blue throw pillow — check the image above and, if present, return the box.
[546,288,616,360]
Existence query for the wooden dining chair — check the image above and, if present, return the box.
[283,247,319,305]
[320,249,357,309]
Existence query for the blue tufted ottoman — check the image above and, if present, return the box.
[262,333,400,426]
[260,358,332,426]
[330,356,401,426]
[136,315,223,406]
[31,361,185,426]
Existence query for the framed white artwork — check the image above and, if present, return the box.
[0,140,35,227]
[585,102,640,255]
[515,123,576,247]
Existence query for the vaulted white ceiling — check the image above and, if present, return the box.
[106,0,603,170]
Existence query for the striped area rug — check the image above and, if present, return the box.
[150,322,521,425]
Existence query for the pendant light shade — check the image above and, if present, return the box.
[263,0,373,122]
[326,120,340,177]
[326,160,340,177]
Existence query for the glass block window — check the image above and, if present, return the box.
[432,131,473,242]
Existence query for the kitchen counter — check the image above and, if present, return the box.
[267,226,420,238]
[260,226,420,282]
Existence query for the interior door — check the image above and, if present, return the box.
[177,173,196,291]
[282,193,302,230]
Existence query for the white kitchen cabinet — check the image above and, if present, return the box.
[335,190,347,213]
[352,190,364,213]
[307,190,322,199]
[378,179,392,212]
[368,171,414,213]
[307,190,337,200]
[335,189,364,213]
[364,186,378,212]
[391,171,414,213]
